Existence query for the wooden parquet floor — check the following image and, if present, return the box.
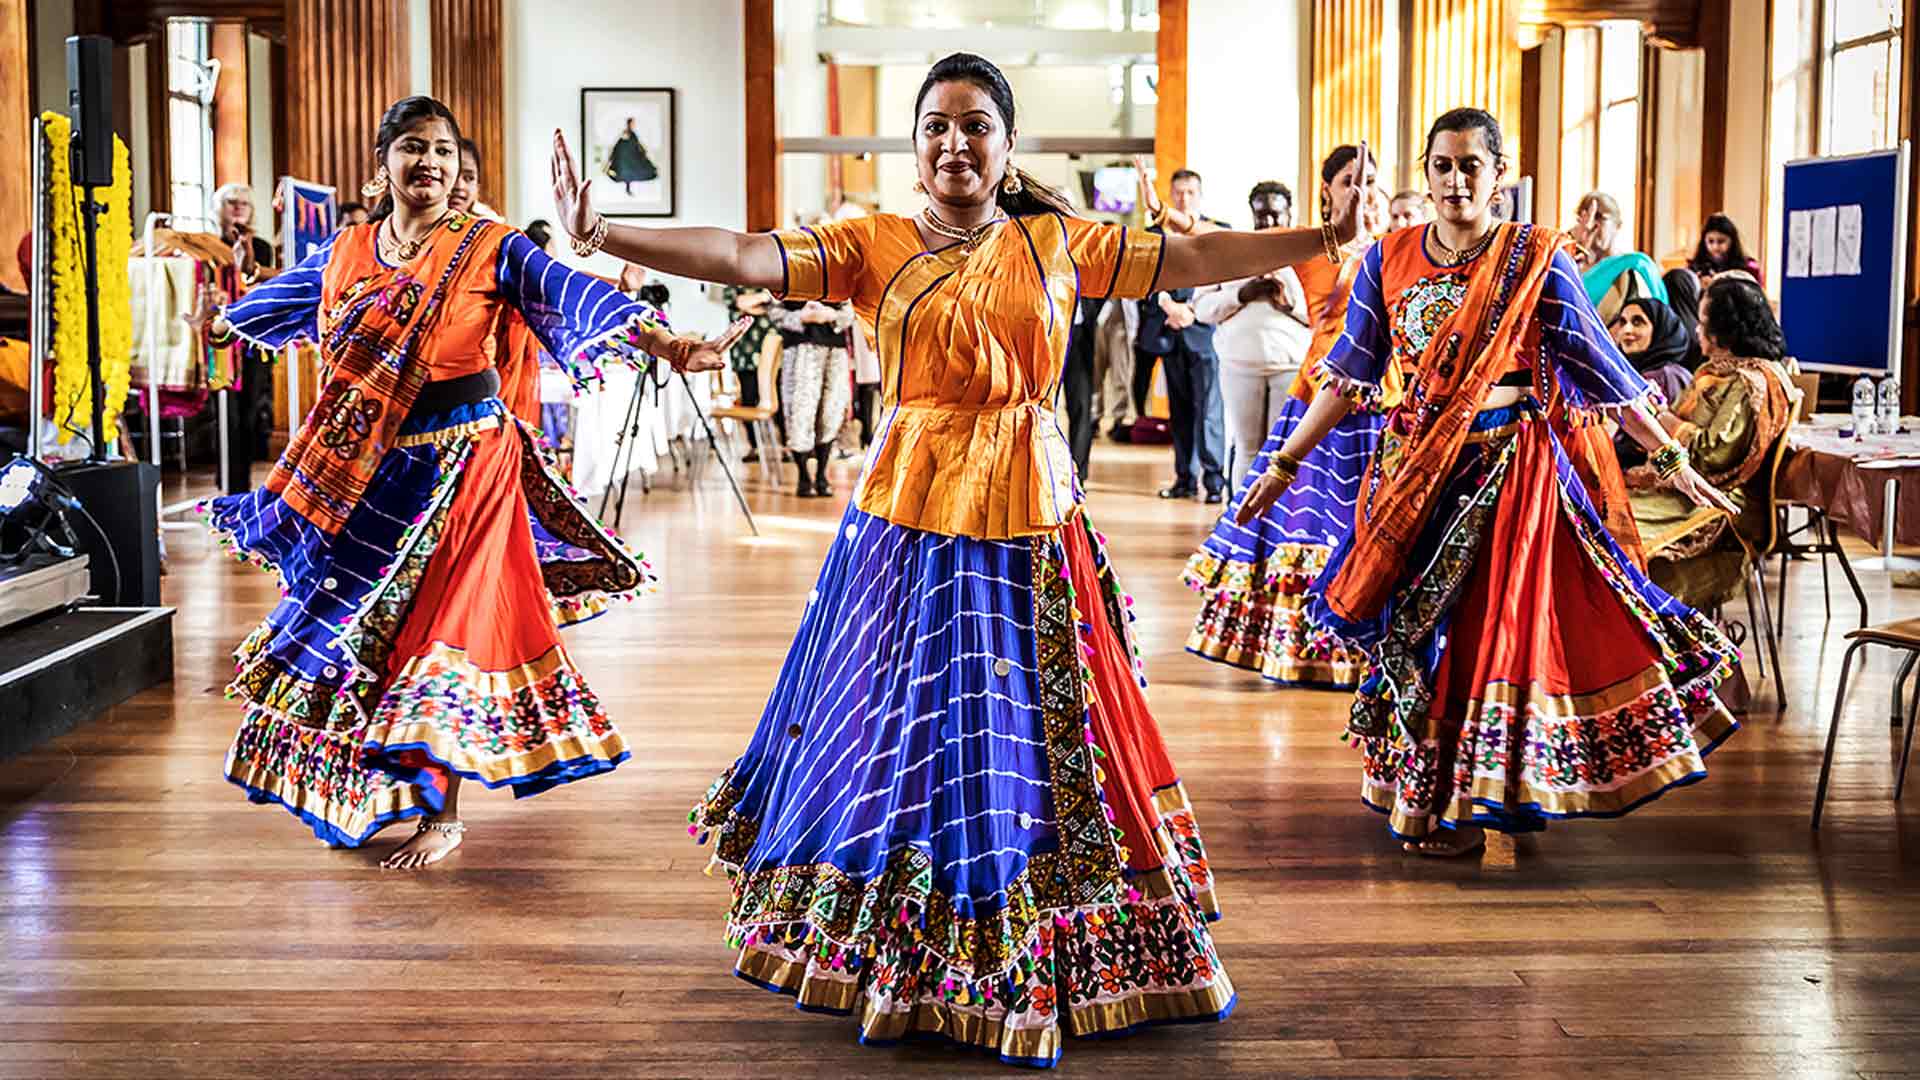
[2,442,1917,1079]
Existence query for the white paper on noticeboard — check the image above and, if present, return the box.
[1836,203,1864,276]
[1787,210,1812,278]
[1809,205,1838,277]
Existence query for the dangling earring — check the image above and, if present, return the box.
[361,166,389,199]
[1002,166,1023,195]
[913,178,927,194]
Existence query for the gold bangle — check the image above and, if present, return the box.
[1649,440,1690,481]
[1264,450,1301,482]
[571,215,608,257]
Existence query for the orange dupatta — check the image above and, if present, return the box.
[265,215,501,535]
[1324,223,1562,622]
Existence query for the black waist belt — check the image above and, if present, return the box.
[407,369,500,420]
[1494,370,1533,388]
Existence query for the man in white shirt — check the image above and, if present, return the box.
[1193,181,1312,478]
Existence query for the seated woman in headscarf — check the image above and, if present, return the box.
[1628,276,1795,612]
[1662,267,1705,369]
[1572,191,1667,322]
[1609,296,1695,467]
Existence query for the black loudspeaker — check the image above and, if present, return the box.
[55,461,161,607]
[66,35,115,188]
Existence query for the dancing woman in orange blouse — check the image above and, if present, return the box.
[552,53,1360,1066]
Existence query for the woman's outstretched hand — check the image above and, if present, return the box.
[550,129,599,241]
[1234,470,1296,526]
[672,317,752,374]
[1329,140,1370,246]
[1671,463,1738,516]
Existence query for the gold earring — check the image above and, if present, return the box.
[1002,167,1023,195]
[361,166,389,199]
[913,178,926,194]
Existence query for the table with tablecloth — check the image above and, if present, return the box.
[1780,414,1920,550]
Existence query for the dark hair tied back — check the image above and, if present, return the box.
[367,95,464,223]
[913,53,1076,218]
[1422,107,1504,164]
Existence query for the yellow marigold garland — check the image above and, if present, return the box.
[42,111,134,448]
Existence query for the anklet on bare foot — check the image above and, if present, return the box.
[380,819,466,871]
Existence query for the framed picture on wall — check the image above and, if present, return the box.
[581,88,675,217]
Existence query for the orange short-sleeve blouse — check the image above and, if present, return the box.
[771,213,1164,539]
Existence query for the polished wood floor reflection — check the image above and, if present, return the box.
[3,441,1918,1079]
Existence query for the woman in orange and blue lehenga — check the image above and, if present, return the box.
[550,53,1364,1066]
[1183,144,1389,689]
[195,96,740,870]
[1240,109,1740,858]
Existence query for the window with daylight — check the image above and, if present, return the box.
[165,18,218,222]
[1558,21,1642,232]
[1823,0,1903,155]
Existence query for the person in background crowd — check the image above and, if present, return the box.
[1629,276,1794,614]
[1094,294,1138,440]
[1608,297,1697,461]
[337,201,369,228]
[720,282,776,461]
[1061,293,1107,481]
[1196,181,1311,478]
[1388,189,1431,231]
[1136,166,1228,502]
[212,182,279,487]
[771,296,854,497]
[1662,267,1705,369]
[1572,190,1665,322]
[1689,213,1764,287]
[449,139,503,219]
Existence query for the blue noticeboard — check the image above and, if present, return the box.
[1778,145,1909,374]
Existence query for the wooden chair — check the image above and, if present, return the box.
[710,335,782,487]
[1812,618,1920,828]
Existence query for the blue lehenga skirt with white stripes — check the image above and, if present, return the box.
[1183,395,1380,687]
[692,506,1233,1067]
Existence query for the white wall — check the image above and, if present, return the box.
[247,33,276,245]
[32,0,73,116]
[1186,0,1305,229]
[504,0,744,336]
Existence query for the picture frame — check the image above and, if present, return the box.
[580,87,676,218]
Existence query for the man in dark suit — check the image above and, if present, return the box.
[1134,169,1226,502]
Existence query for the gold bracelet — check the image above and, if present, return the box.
[1320,221,1341,264]
[571,215,608,257]
[1264,450,1301,483]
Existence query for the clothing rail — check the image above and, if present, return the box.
[140,211,231,518]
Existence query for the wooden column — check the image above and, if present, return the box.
[0,0,29,293]
[1403,0,1522,175]
[210,21,251,187]
[286,0,409,199]
[1154,0,1187,196]
[1696,0,1729,220]
[1310,0,1385,191]
[744,0,777,231]
[430,0,504,205]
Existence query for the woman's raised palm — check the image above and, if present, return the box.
[549,129,598,240]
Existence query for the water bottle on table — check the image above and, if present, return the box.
[1877,375,1901,435]
[1852,375,1876,440]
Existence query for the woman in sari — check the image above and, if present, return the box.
[552,52,1363,1065]
[193,96,741,869]
[1238,108,1739,858]
[1630,276,1795,611]
[1182,145,1388,688]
